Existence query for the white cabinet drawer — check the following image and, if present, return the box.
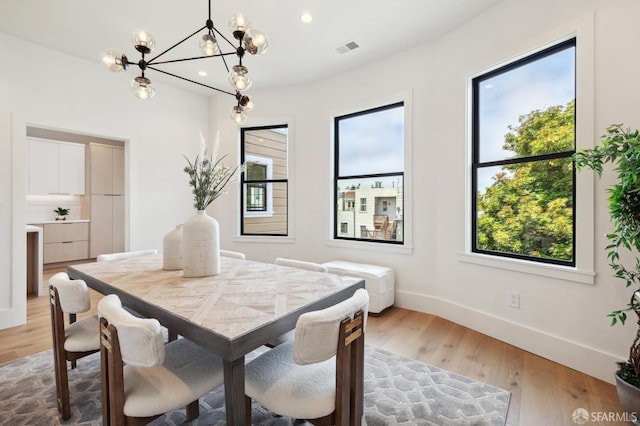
[44,241,89,264]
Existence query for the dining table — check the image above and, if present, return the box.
[68,254,364,425]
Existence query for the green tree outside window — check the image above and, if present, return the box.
[476,100,575,262]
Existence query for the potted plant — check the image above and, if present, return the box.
[53,207,70,221]
[573,124,640,416]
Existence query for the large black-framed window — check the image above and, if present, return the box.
[334,102,404,244]
[240,125,288,236]
[472,38,576,266]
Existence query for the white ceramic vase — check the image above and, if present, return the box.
[162,224,183,270]
[183,210,220,277]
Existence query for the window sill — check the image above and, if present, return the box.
[457,252,595,285]
[244,211,274,218]
[326,239,413,255]
[233,235,295,244]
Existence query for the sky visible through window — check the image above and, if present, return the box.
[338,104,404,190]
[477,46,575,191]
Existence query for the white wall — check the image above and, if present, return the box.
[211,0,640,384]
[0,32,211,327]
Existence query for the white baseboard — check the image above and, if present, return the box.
[395,290,622,385]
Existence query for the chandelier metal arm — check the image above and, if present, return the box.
[212,26,237,49]
[204,0,235,48]
[146,65,236,96]
[219,50,230,74]
[147,25,207,64]
[149,51,237,66]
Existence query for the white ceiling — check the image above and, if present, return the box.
[0,0,502,96]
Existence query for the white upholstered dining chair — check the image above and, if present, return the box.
[49,272,101,420]
[274,257,328,272]
[220,249,246,260]
[245,288,369,426]
[98,294,225,425]
[96,249,158,262]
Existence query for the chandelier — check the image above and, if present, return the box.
[101,0,268,123]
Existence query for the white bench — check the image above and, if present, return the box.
[322,261,394,315]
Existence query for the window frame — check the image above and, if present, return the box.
[240,125,289,237]
[244,156,271,215]
[246,182,267,212]
[340,222,348,234]
[471,38,577,267]
[359,197,367,213]
[333,101,405,245]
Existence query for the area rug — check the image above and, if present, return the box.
[0,345,510,425]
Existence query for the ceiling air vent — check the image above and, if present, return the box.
[336,41,360,54]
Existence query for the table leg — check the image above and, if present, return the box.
[223,356,246,425]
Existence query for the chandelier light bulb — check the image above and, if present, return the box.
[229,13,251,33]
[131,30,156,53]
[229,65,252,91]
[131,76,155,100]
[231,106,247,124]
[244,29,268,55]
[199,33,220,56]
[102,49,126,72]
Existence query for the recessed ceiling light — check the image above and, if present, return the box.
[198,70,207,77]
[300,13,312,23]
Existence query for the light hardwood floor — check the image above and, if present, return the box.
[0,267,626,426]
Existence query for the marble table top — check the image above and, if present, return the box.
[69,254,362,342]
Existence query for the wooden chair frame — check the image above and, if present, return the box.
[50,285,99,420]
[99,317,199,426]
[245,309,366,426]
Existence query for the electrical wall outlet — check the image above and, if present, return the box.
[509,291,520,308]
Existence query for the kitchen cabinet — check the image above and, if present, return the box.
[28,138,85,195]
[59,143,86,194]
[39,222,90,264]
[90,195,124,258]
[89,144,125,258]
[90,144,124,195]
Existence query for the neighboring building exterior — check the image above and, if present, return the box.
[337,181,403,242]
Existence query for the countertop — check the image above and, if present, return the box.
[26,225,42,233]
[28,219,90,225]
